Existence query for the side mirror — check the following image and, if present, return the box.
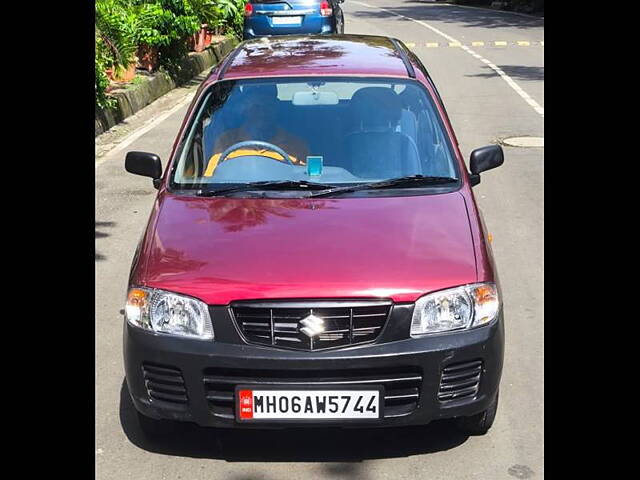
[125,151,163,189]
[468,145,504,186]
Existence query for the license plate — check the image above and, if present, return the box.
[271,16,302,25]
[236,386,383,422]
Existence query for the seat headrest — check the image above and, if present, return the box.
[349,87,402,130]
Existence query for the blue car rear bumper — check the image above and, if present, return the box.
[243,14,334,39]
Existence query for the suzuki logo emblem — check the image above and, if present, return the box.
[299,314,325,338]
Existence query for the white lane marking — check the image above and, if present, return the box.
[352,1,544,117]
[95,92,195,169]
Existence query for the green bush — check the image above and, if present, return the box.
[213,0,244,38]
[133,0,200,47]
[95,0,138,71]
[187,0,220,27]
[95,0,243,110]
[95,56,115,110]
[130,0,200,77]
[96,0,138,109]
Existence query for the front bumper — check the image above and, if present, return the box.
[123,306,504,428]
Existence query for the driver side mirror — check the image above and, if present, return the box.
[125,151,163,189]
[468,145,504,186]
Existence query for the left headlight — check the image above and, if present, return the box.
[125,287,214,340]
[410,283,500,336]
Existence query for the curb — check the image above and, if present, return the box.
[95,38,238,137]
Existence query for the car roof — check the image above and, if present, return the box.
[213,34,415,81]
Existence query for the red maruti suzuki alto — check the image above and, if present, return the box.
[123,35,505,437]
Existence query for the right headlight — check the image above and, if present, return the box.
[125,287,214,340]
[410,282,500,336]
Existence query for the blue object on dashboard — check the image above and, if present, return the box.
[306,156,324,176]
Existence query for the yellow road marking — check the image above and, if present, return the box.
[494,41,508,46]
[540,41,544,46]
[426,42,439,47]
[472,41,485,47]
[517,41,530,46]
[405,42,416,48]
[449,41,462,47]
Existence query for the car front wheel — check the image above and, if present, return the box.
[455,390,499,435]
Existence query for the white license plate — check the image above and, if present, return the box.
[236,387,383,422]
[271,16,302,25]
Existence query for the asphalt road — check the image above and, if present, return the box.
[95,2,544,478]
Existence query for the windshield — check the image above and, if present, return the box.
[171,77,459,192]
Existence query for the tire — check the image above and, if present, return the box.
[455,390,499,436]
[136,410,180,437]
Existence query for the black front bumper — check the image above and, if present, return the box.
[123,305,504,428]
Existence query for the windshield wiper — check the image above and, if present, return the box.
[308,175,458,198]
[195,180,336,197]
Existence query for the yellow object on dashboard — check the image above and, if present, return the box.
[204,149,301,177]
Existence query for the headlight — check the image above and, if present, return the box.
[410,283,499,336]
[125,287,214,340]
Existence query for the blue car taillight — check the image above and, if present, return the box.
[320,0,332,16]
[245,3,254,16]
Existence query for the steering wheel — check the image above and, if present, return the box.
[217,140,294,166]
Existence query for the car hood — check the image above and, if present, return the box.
[137,192,477,304]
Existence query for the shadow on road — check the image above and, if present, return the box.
[466,65,544,81]
[350,1,544,30]
[96,221,115,261]
[119,380,469,462]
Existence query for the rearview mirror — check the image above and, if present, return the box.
[292,91,339,106]
[469,145,503,186]
[125,151,163,188]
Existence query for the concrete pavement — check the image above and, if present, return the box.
[96,2,543,478]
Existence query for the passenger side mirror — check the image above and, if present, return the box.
[125,151,163,189]
[468,145,504,186]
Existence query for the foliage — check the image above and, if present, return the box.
[133,0,201,47]
[95,0,138,71]
[95,56,115,110]
[95,0,244,110]
[212,0,244,37]
[187,0,220,27]
[95,0,138,110]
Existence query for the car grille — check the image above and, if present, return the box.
[142,363,188,405]
[231,301,392,351]
[203,367,423,419]
[438,360,483,402]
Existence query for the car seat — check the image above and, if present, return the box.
[343,87,420,179]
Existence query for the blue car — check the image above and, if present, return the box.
[243,0,345,39]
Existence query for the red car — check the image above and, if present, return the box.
[124,35,505,437]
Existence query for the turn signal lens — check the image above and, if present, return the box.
[320,1,332,16]
[472,284,499,326]
[244,3,253,16]
[125,289,150,328]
